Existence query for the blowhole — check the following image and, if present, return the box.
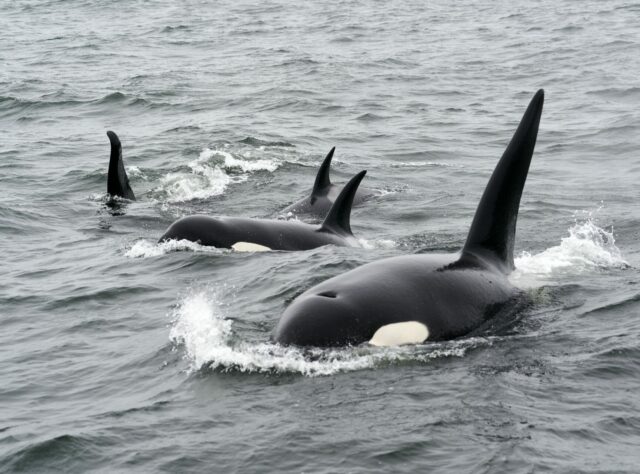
[317,291,337,298]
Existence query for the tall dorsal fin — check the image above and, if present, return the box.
[311,147,335,200]
[462,89,544,272]
[320,170,366,236]
[107,131,136,200]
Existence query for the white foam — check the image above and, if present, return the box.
[358,238,397,250]
[125,239,223,258]
[202,148,280,173]
[169,289,477,377]
[153,148,280,202]
[126,166,146,179]
[157,165,233,203]
[512,218,627,285]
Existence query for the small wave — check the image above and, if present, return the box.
[356,113,385,122]
[512,218,627,284]
[3,434,104,472]
[239,136,294,148]
[95,91,128,104]
[169,289,477,377]
[125,239,223,258]
[390,161,462,168]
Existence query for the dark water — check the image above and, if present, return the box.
[1,0,640,472]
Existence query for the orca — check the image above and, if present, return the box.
[107,131,135,200]
[273,90,545,347]
[159,170,367,251]
[282,147,372,217]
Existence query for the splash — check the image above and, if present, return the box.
[169,289,478,377]
[512,218,627,284]
[156,151,235,203]
[153,148,279,202]
[125,239,223,258]
[126,166,146,180]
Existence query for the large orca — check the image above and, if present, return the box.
[273,90,544,347]
[159,170,367,251]
[282,147,371,217]
[106,131,135,200]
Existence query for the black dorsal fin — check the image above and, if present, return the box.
[320,170,367,236]
[462,89,544,272]
[311,147,335,200]
[107,131,136,200]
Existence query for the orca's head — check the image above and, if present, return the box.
[274,288,431,348]
[273,290,368,347]
[158,215,222,246]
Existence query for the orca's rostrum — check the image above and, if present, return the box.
[273,90,545,347]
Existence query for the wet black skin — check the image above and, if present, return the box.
[159,171,366,251]
[106,131,135,200]
[274,90,545,347]
[159,215,358,250]
[273,253,518,346]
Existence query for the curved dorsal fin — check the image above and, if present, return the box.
[107,131,136,200]
[311,147,335,199]
[320,170,366,236]
[462,89,544,272]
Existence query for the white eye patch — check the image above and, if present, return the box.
[231,242,271,252]
[369,321,429,347]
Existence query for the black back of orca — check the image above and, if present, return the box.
[273,90,544,347]
[107,131,135,201]
[282,147,371,218]
[159,170,367,251]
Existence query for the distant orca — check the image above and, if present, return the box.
[282,147,371,217]
[159,170,367,251]
[273,90,545,347]
[107,131,135,200]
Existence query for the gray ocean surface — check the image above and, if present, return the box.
[1,1,640,472]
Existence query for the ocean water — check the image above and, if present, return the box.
[1,0,639,472]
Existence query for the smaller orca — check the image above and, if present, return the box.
[273,90,545,347]
[282,147,371,217]
[106,131,135,200]
[159,170,367,251]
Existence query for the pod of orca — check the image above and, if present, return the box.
[105,89,546,347]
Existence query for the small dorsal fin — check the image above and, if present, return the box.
[462,89,544,272]
[107,131,136,200]
[311,147,335,199]
[320,170,366,236]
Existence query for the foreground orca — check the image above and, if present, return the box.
[106,131,135,200]
[282,147,371,217]
[159,170,367,251]
[273,90,544,347]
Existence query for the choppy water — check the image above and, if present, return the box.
[1,0,640,472]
